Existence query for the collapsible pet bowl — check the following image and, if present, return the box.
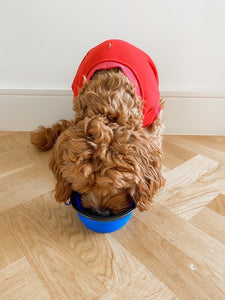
[69,191,135,233]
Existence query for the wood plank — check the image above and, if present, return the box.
[10,194,122,290]
[0,257,51,300]
[190,207,225,244]
[99,237,179,299]
[0,131,51,165]
[0,132,15,137]
[162,154,219,189]
[1,132,225,299]
[162,138,196,169]
[99,287,179,300]
[101,235,179,299]
[0,166,54,213]
[0,150,33,178]
[162,164,225,220]
[207,193,225,217]
[155,154,223,220]
[5,204,106,300]
[112,213,224,300]
[8,193,177,299]
[134,204,225,296]
[0,213,23,269]
[0,132,30,153]
[163,135,225,163]
[24,143,53,165]
[184,135,225,155]
[162,165,171,173]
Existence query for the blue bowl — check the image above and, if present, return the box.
[69,192,135,233]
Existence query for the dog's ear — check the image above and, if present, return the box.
[49,124,97,201]
[128,130,165,211]
[49,129,75,202]
[49,140,73,203]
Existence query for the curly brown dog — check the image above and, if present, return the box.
[31,41,165,216]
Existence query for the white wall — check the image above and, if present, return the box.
[0,0,225,133]
[1,0,225,91]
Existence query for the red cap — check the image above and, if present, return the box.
[72,39,160,127]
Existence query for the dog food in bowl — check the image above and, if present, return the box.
[69,191,135,233]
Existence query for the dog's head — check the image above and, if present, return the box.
[50,70,164,215]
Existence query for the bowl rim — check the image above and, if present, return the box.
[70,191,135,222]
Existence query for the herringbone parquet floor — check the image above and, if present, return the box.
[0,132,225,299]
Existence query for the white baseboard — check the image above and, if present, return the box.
[0,89,74,131]
[161,90,225,135]
[0,89,225,135]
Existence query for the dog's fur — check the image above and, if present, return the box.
[31,69,165,215]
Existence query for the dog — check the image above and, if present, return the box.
[30,40,165,216]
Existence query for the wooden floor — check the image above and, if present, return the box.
[0,132,225,300]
